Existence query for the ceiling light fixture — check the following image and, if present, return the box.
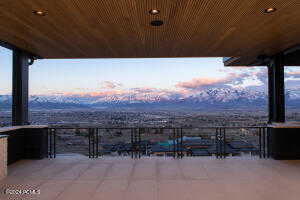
[33,10,47,16]
[264,7,277,14]
[150,20,163,26]
[149,9,160,15]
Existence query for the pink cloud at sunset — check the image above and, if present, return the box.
[175,71,261,91]
[176,76,233,90]
[287,70,300,75]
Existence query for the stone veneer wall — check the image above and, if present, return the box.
[0,136,8,180]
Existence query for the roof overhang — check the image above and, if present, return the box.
[0,0,300,65]
[224,45,300,66]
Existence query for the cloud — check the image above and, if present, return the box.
[100,81,122,89]
[132,87,155,93]
[241,68,300,90]
[283,69,300,89]
[176,77,231,90]
[175,68,269,92]
[176,72,246,90]
[287,70,300,75]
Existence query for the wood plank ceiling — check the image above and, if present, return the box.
[0,0,300,64]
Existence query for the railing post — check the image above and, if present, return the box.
[266,128,270,158]
[259,128,262,158]
[92,128,96,158]
[96,129,99,158]
[138,128,141,158]
[53,129,56,158]
[223,128,226,159]
[215,127,225,159]
[132,128,140,158]
[88,128,91,158]
[48,128,52,158]
[130,128,133,159]
[263,128,266,158]
[176,128,179,158]
[173,128,176,158]
[50,128,52,158]
[180,128,183,158]
[134,128,137,158]
[48,128,56,159]
[215,128,219,159]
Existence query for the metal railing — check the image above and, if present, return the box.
[47,126,270,159]
[47,128,56,158]
[88,128,100,158]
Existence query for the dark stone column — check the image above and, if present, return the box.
[267,54,289,160]
[268,54,285,123]
[269,127,300,160]
[268,65,274,123]
[12,50,30,125]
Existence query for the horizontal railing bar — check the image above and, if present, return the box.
[47,126,269,129]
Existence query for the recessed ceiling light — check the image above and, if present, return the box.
[264,7,277,13]
[150,20,163,26]
[149,9,160,15]
[33,10,47,16]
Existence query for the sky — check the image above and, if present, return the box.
[1,46,300,97]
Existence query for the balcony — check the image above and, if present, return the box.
[0,125,300,199]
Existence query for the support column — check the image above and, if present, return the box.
[267,54,300,160]
[12,50,30,125]
[268,65,274,123]
[268,53,285,123]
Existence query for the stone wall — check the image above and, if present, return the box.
[0,136,8,180]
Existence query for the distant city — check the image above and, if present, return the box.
[1,86,300,127]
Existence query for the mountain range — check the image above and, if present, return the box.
[1,88,300,110]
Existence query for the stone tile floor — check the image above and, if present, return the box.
[0,154,300,200]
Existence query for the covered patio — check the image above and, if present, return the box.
[1,1,300,124]
[1,0,300,199]
[0,1,299,125]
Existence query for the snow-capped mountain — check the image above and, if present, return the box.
[1,88,300,110]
